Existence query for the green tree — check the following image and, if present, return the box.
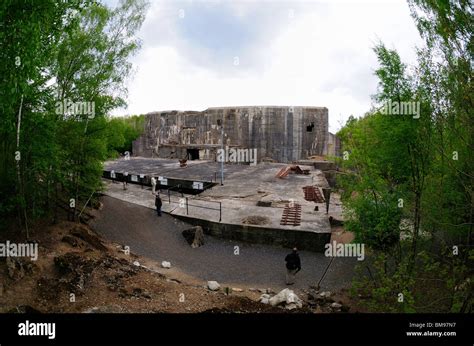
[0,0,148,231]
[105,114,145,158]
[338,0,473,312]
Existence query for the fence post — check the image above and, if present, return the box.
[186,197,189,215]
[219,202,222,222]
[168,189,170,204]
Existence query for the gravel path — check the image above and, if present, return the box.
[91,196,356,292]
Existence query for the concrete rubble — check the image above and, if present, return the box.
[259,288,303,309]
[207,281,220,291]
[161,261,171,269]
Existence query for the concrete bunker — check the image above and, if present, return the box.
[133,106,338,163]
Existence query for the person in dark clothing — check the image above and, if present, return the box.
[122,172,129,190]
[285,247,301,285]
[155,193,162,216]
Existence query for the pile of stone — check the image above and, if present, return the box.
[259,288,303,310]
[306,288,350,313]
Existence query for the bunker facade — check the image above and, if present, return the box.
[133,106,330,163]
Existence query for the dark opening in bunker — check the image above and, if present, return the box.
[187,148,200,160]
[306,122,314,132]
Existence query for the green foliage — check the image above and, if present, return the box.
[0,0,148,231]
[372,43,412,103]
[340,0,473,312]
[344,192,402,251]
[105,114,145,158]
[353,246,473,313]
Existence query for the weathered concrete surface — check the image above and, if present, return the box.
[324,132,341,157]
[132,106,329,163]
[104,157,249,182]
[101,158,334,252]
[296,160,340,187]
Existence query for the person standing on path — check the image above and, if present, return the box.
[123,172,128,190]
[285,247,301,285]
[151,176,157,194]
[155,193,162,217]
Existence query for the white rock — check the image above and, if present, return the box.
[161,261,171,269]
[207,281,220,291]
[269,288,302,308]
[232,287,244,292]
[286,291,299,304]
[289,294,303,308]
[331,302,342,309]
[259,294,271,304]
[269,289,289,306]
[133,261,140,267]
[320,291,332,298]
[285,303,298,310]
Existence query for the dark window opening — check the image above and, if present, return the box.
[187,148,200,160]
[306,123,314,132]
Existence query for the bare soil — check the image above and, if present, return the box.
[0,215,362,313]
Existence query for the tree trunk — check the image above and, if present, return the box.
[15,95,29,239]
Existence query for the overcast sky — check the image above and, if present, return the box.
[111,0,424,132]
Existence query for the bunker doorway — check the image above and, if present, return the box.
[187,148,200,160]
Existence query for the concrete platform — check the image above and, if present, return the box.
[104,157,249,182]
[102,157,334,252]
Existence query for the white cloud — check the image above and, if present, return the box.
[114,0,424,133]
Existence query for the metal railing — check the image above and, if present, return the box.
[166,184,184,203]
[102,170,221,221]
[166,193,222,222]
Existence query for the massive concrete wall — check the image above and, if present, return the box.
[132,106,328,163]
[323,132,341,157]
